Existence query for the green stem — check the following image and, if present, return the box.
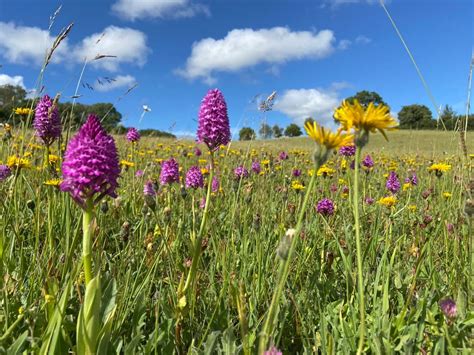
[183,152,215,294]
[258,162,320,353]
[354,147,366,355]
[82,199,94,286]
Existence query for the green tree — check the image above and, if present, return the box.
[398,104,435,129]
[239,127,256,141]
[439,105,456,130]
[345,90,388,108]
[284,123,302,137]
[272,125,283,138]
[0,84,28,122]
[59,102,122,131]
[259,123,273,139]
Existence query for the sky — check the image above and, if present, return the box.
[0,0,472,137]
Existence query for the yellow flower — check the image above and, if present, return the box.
[261,159,270,166]
[44,178,63,187]
[340,158,348,170]
[378,195,397,208]
[120,160,135,167]
[427,163,451,174]
[334,100,397,139]
[291,180,305,191]
[443,192,452,199]
[408,204,417,212]
[198,159,208,165]
[14,107,33,116]
[304,121,353,150]
[48,154,60,164]
[317,165,336,177]
[402,183,412,191]
[7,155,31,169]
[201,168,209,175]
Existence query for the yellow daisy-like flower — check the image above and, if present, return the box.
[402,183,412,191]
[7,155,31,169]
[443,192,452,199]
[14,107,33,116]
[291,180,305,191]
[378,195,397,208]
[317,165,336,177]
[120,160,135,168]
[408,204,417,212]
[304,121,353,150]
[334,100,397,140]
[427,163,451,174]
[44,178,63,187]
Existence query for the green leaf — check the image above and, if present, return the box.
[77,276,102,354]
[7,330,28,354]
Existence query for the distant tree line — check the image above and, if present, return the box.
[239,90,472,141]
[0,84,176,138]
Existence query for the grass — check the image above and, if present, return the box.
[0,127,472,353]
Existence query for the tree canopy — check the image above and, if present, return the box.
[239,127,256,141]
[284,123,302,137]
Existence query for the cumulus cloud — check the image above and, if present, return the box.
[0,22,69,65]
[0,74,26,88]
[274,88,342,126]
[355,35,371,44]
[112,0,209,20]
[177,27,335,83]
[73,26,150,71]
[94,75,137,92]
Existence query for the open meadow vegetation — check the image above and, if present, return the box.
[0,1,473,354]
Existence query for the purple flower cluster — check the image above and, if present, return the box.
[251,160,261,174]
[317,198,335,216]
[439,298,457,319]
[160,158,179,185]
[126,127,140,143]
[362,154,374,169]
[60,115,120,208]
[386,171,400,194]
[194,147,202,156]
[365,197,375,205]
[0,165,12,181]
[279,151,289,160]
[264,347,282,355]
[292,169,302,177]
[143,180,156,196]
[234,165,249,179]
[405,173,418,186]
[211,176,220,192]
[197,89,231,151]
[34,95,62,146]
[339,145,356,157]
[185,166,204,189]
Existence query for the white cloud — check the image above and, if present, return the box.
[274,88,342,126]
[338,39,352,50]
[112,0,210,21]
[73,26,150,71]
[0,74,25,88]
[94,75,137,92]
[324,0,388,7]
[355,35,371,44]
[0,22,69,65]
[177,27,335,83]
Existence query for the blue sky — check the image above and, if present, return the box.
[0,0,472,137]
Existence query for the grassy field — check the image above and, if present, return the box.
[1,126,473,354]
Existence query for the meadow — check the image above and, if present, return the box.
[0,112,472,354]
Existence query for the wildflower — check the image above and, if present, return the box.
[428,163,451,176]
[334,100,397,139]
[402,183,411,191]
[386,171,400,194]
[0,165,12,181]
[405,173,418,186]
[120,160,135,169]
[305,121,353,150]
[44,178,63,187]
[317,165,336,177]
[279,151,289,160]
[378,196,397,208]
[14,107,33,116]
[199,197,206,209]
[292,168,301,177]
[339,144,356,157]
[439,298,457,319]
[264,346,283,355]
[341,185,350,198]
[7,155,31,170]
[34,95,62,146]
[443,192,452,199]
[185,166,204,189]
[197,89,231,151]
[143,180,156,196]
[446,223,454,234]
[365,197,375,205]
[60,115,120,209]
[135,170,144,177]
[251,160,261,174]
[234,165,249,179]
[362,154,374,169]
[316,198,335,216]
[160,158,179,185]
[291,180,305,191]
[194,147,202,156]
[126,127,140,143]
[211,176,220,193]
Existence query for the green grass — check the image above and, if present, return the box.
[0,129,473,354]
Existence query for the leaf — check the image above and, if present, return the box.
[77,276,102,354]
[203,331,220,355]
[7,330,28,354]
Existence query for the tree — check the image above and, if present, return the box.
[0,84,28,122]
[272,125,283,138]
[284,123,302,137]
[239,127,256,141]
[439,105,456,130]
[58,102,122,131]
[345,90,388,108]
[398,104,435,129]
[259,123,273,139]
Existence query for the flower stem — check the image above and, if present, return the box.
[354,146,366,354]
[258,162,319,354]
[82,198,94,286]
[183,151,214,294]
